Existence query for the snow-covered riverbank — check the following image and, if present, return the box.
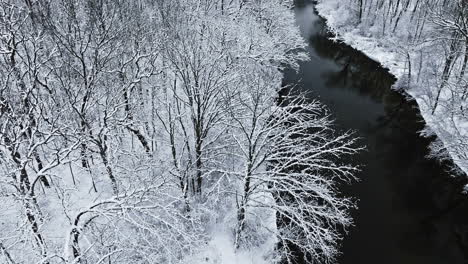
[315,0,468,187]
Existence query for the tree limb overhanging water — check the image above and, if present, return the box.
[283,1,468,263]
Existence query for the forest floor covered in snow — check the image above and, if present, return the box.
[316,0,468,186]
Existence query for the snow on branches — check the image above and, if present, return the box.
[0,0,359,263]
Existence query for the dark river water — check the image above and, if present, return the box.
[284,1,468,263]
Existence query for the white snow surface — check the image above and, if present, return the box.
[188,228,274,264]
[316,0,468,183]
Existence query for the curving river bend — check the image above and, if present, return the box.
[284,1,468,263]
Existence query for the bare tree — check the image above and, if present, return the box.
[226,79,360,263]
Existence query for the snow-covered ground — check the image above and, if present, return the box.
[315,0,468,186]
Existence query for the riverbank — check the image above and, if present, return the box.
[315,0,468,187]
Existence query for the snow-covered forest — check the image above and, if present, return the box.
[316,0,468,181]
[0,1,361,263]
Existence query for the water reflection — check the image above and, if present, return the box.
[284,1,468,263]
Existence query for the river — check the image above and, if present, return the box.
[283,1,468,263]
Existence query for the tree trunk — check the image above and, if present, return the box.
[98,142,118,195]
[122,83,151,153]
[234,172,251,249]
[432,33,459,114]
[358,0,363,22]
[460,38,468,101]
[195,141,203,194]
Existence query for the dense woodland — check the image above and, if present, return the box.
[0,1,360,263]
[317,0,468,177]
